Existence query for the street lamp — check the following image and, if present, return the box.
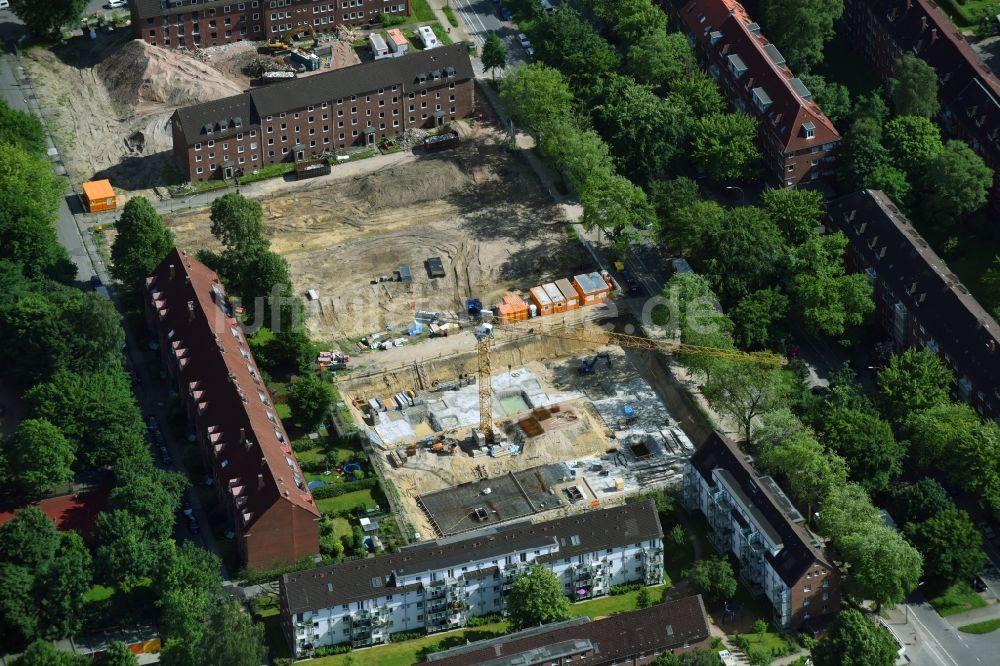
[726,185,746,206]
[904,581,925,624]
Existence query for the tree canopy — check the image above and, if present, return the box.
[877,349,953,424]
[110,197,174,290]
[1,418,75,498]
[839,524,922,610]
[889,54,940,118]
[0,100,46,157]
[811,608,899,666]
[690,112,759,183]
[10,0,87,38]
[904,507,985,583]
[760,0,844,70]
[481,33,507,80]
[922,140,993,226]
[197,601,266,666]
[499,64,575,135]
[288,373,333,430]
[683,557,737,605]
[506,565,571,630]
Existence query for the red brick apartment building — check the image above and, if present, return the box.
[664,0,841,187]
[145,248,321,568]
[842,0,1000,212]
[130,0,411,48]
[830,190,1000,422]
[424,596,711,666]
[170,43,474,182]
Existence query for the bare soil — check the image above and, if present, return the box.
[165,124,593,342]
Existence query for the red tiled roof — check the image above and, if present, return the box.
[675,0,840,152]
[146,249,320,531]
[0,488,110,536]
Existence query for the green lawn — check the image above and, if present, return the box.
[431,22,453,46]
[739,629,798,655]
[959,618,1000,634]
[936,0,995,27]
[316,488,379,515]
[929,581,988,617]
[567,584,669,619]
[328,517,352,540]
[83,584,115,603]
[275,403,292,420]
[410,0,436,22]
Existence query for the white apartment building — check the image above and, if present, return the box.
[683,433,841,631]
[279,502,664,656]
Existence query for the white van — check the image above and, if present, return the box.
[540,0,554,12]
[0,1,10,11]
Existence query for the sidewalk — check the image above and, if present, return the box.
[941,601,1000,628]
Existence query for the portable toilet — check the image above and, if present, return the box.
[82,179,117,213]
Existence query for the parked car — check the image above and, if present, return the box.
[499,6,512,21]
[106,0,128,8]
[518,33,531,48]
[540,0,554,12]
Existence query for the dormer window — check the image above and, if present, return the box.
[709,30,723,46]
[802,121,816,140]
[752,87,772,112]
[727,54,747,79]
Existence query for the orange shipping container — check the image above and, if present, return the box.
[573,272,611,305]
[82,179,117,213]
[542,283,566,313]
[498,293,528,323]
[555,278,580,310]
[529,286,553,316]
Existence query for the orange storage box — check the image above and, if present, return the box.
[82,179,117,213]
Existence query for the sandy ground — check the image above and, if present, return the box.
[21,33,360,198]
[165,124,593,342]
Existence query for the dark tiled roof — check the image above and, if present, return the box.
[172,45,473,146]
[172,93,255,144]
[281,502,662,613]
[828,190,1000,402]
[690,432,836,586]
[146,249,321,533]
[425,596,711,666]
[672,0,840,152]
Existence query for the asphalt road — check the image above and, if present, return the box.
[451,0,530,69]
[885,595,999,666]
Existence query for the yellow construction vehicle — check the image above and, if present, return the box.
[473,317,786,443]
[266,38,290,51]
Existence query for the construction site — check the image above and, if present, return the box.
[336,321,697,541]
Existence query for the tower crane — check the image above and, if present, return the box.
[472,318,786,443]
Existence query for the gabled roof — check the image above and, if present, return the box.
[425,596,711,666]
[131,0,231,19]
[281,502,663,613]
[672,0,840,152]
[172,44,473,145]
[146,249,320,531]
[690,432,837,586]
[828,190,1000,405]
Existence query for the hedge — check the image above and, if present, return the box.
[311,476,377,499]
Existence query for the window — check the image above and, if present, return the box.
[196,167,204,174]
[194,142,202,150]
[803,585,812,593]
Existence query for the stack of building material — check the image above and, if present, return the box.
[498,294,529,323]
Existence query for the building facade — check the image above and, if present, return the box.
[145,249,321,568]
[279,502,664,656]
[829,190,1000,421]
[425,596,711,666]
[170,43,474,182]
[130,0,411,48]
[683,433,841,631]
[842,0,1000,212]
[664,0,840,187]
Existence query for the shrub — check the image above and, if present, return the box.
[467,613,503,627]
[314,644,353,656]
[609,582,644,596]
[390,630,426,642]
[311,476,377,499]
[381,12,406,26]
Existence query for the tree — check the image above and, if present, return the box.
[288,374,333,430]
[11,640,87,666]
[683,557,737,604]
[889,53,940,118]
[499,64,574,135]
[752,409,813,456]
[663,272,734,382]
[9,0,87,38]
[506,565,571,630]
[95,642,139,666]
[811,608,898,666]
[0,507,60,571]
[839,524,922,610]
[579,172,655,245]
[26,368,147,469]
[627,32,696,87]
[660,200,724,259]
[904,507,984,583]
[837,131,891,192]
[799,74,851,125]
[691,112,759,183]
[669,73,724,117]
[877,348,953,424]
[890,479,953,525]
[923,140,993,226]
[985,256,1000,303]
[209,193,269,281]
[532,6,621,92]
[636,586,651,609]
[758,430,847,517]
[816,407,903,493]
[0,100,47,157]
[817,482,882,546]
[481,33,506,81]
[93,511,169,590]
[110,197,174,289]
[107,473,182,541]
[789,234,874,337]
[198,601,266,666]
[866,165,911,208]
[649,177,700,230]
[760,187,825,245]
[0,563,37,650]
[760,0,843,69]
[703,363,793,443]
[703,207,787,303]
[883,116,942,177]
[1,419,75,498]
[731,288,788,349]
[596,76,693,183]
[36,532,92,640]
[537,121,614,193]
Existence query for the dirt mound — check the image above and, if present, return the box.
[357,160,472,211]
[96,40,243,115]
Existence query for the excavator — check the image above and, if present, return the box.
[266,23,318,51]
[473,316,786,443]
